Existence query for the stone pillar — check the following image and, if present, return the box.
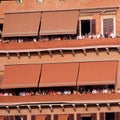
[51,114,54,120]
[74,113,76,120]
[27,114,31,120]
[97,112,100,120]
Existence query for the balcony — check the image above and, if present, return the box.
[0,93,120,113]
[0,38,119,58]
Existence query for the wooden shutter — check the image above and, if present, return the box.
[115,112,120,120]
[90,19,96,34]
[69,114,74,120]
[31,115,35,120]
[4,116,15,120]
[103,18,113,34]
[100,113,105,120]
[46,115,51,120]
[92,113,97,120]
[54,115,58,120]
[77,114,82,120]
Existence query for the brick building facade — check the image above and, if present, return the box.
[0,0,120,120]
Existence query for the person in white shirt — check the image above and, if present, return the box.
[109,32,116,38]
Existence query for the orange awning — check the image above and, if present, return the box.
[40,10,79,35]
[1,64,41,89]
[77,61,118,85]
[2,12,41,37]
[36,115,46,120]
[39,63,79,87]
[58,114,69,120]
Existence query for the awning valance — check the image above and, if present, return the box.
[40,10,79,35]
[77,61,118,85]
[2,12,41,37]
[1,64,41,89]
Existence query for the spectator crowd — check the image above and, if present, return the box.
[0,86,119,97]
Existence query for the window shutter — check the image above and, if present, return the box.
[100,113,105,120]
[103,18,113,34]
[92,113,97,120]
[115,112,120,120]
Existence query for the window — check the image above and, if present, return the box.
[103,18,113,34]
[37,0,44,3]
[101,16,116,35]
[17,0,23,4]
[79,19,96,36]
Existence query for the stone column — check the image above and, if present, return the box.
[27,114,31,120]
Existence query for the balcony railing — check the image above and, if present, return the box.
[0,38,119,53]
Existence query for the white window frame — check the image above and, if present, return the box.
[79,16,93,36]
[101,15,116,36]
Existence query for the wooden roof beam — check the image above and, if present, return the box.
[72,50,75,56]
[6,106,10,113]
[17,52,20,59]
[96,103,100,111]
[38,51,42,58]
[83,49,87,56]
[59,50,64,57]
[107,103,111,110]
[95,48,99,55]
[84,104,88,111]
[27,52,31,58]
[117,47,120,54]
[61,104,65,112]
[106,47,109,55]
[27,105,31,112]
[16,106,21,113]
[6,53,10,59]
[38,105,42,112]
[72,104,76,111]
[49,50,52,57]
[49,105,53,112]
